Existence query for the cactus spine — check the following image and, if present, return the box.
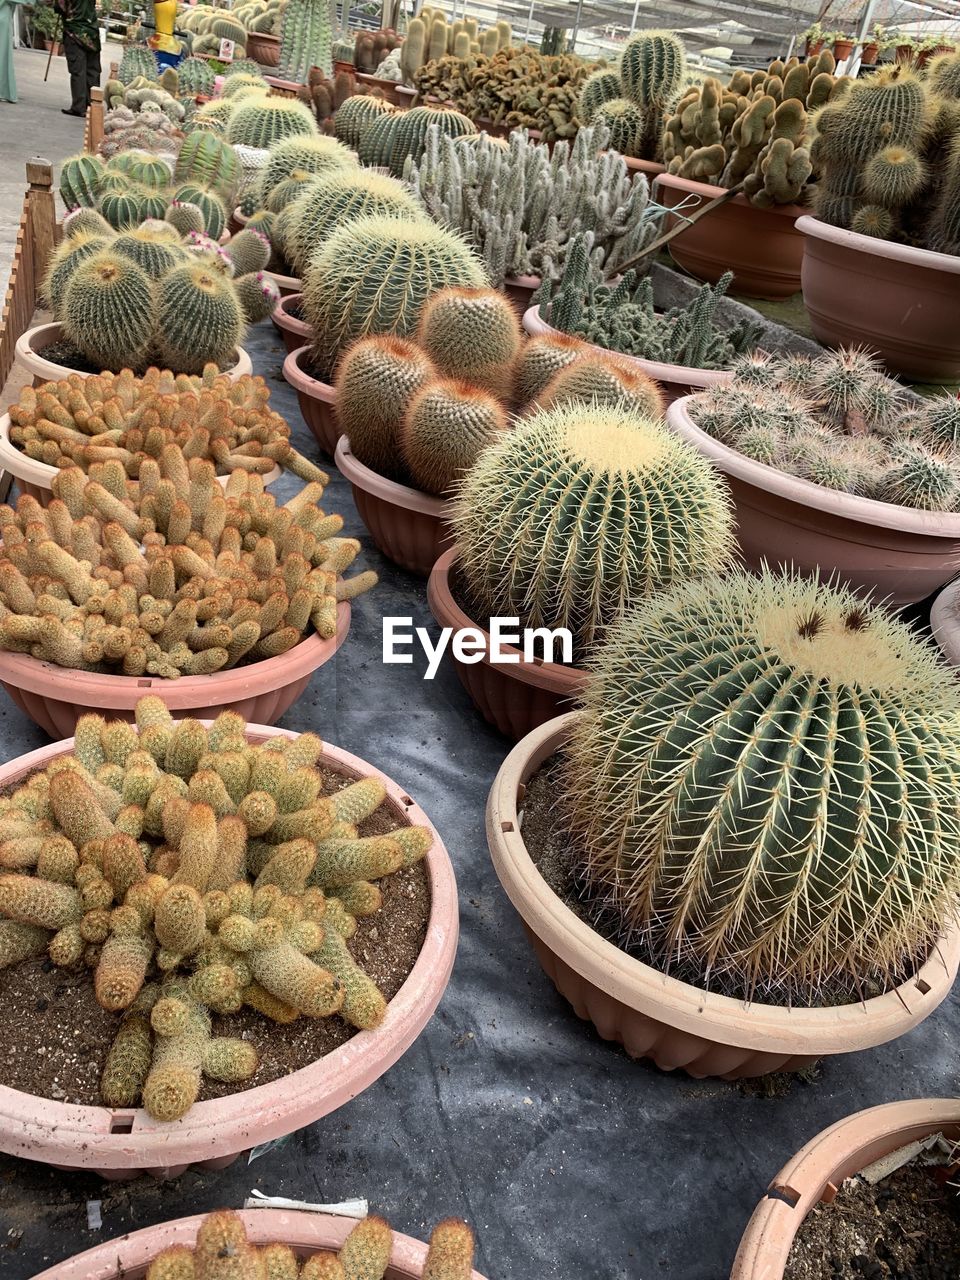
[277,0,334,83]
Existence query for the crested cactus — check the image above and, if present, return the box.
[277,0,334,83]
[226,95,318,150]
[415,287,521,398]
[453,400,734,655]
[334,335,437,481]
[401,379,508,496]
[564,570,960,995]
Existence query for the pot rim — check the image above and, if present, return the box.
[272,291,310,336]
[0,604,350,709]
[336,435,450,520]
[667,395,960,537]
[521,305,731,390]
[32,1208,488,1280]
[654,170,807,217]
[14,322,253,385]
[796,213,960,273]
[0,412,281,493]
[266,266,301,291]
[730,1099,960,1278]
[930,576,960,664]
[486,713,960,1054]
[428,547,586,695]
[0,719,457,1171]
[282,343,335,406]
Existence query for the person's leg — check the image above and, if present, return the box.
[62,32,87,114]
[84,39,101,106]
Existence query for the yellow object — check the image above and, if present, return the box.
[151,0,179,52]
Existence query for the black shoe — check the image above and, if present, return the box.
[61,108,85,116]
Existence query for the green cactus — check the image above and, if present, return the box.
[277,0,334,83]
[224,227,272,276]
[564,569,960,995]
[254,135,356,209]
[59,153,105,209]
[537,355,664,419]
[358,107,401,168]
[415,286,521,398]
[62,206,112,239]
[226,96,318,150]
[113,229,186,280]
[175,55,216,97]
[62,251,156,372]
[232,271,280,323]
[880,442,960,511]
[303,215,486,378]
[615,29,686,159]
[334,335,437,480]
[210,15,247,45]
[593,98,646,158]
[43,232,111,315]
[156,262,244,375]
[401,379,508,496]
[174,132,241,203]
[453,400,734,655]
[164,201,206,237]
[384,104,477,177]
[170,184,228,239]
[579,68,622,123]
[98,189,148,230]
[107,150,170,190]
[513,332,586,407]
[118,45,157,84]
[333,93,395,149]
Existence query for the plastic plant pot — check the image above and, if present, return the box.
[271,290,311,354]
[502,274,540,318]
[282,342,338,457]
[246,31,280,66]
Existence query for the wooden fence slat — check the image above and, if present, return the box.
[0,160,57,396]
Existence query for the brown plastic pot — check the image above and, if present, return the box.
[861,41,879,62]
[33,1208,488,1279]
[797,215,960,380]
[487,714,960,1079]
[0,723,457,1178]
[266,266,302,297]
[654,172,806,300]
[427,548,585,740]
[930,576,960,667]
[336,437,453,575]
[0,606,350,738]
[247,31,280,67]
[14,323,253,387]
[282,343,338,456]
[522,305,731,404]
[832,38,854,59]
[667,395,960,606]
[264,75,301,96]
[622,154,666,179]
[731,1100,960,1277]
[355,72,406,106]
[502,274,540,317]
[272,291,311,354]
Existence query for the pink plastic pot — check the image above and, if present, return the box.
[487,715,960,1079]
[0,606,350,738]
[731,1100,960,1277]
[33,1208,488,1279]
[336,436,453,576]
[667,395,960,606]
[272,291,311,354]
[522,305,730,405]
[0,723,458,1178]
[283,343,338,457]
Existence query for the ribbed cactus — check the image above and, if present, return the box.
[232,270,280,323]
[277,0,334,83]
[226,95,318,149]
[63,206,112,239]
[453,401,734,655]
[107,150,170,190]
[537,355,665,419]
[513,332,587,407]
[619,29,686,107]
[334,335,436,480]
[593,99,646,158]
[164,201,206,238]
[62,252,156,372]
[113,228,187,280]
[224,227,271,276]
[415,287,521,398]
[171,184,228,239]
[384,105,477,177]
[401,379,508,496]
[43,232,111,313]
[174,132,240,203]
[579,68,622,123]
[400,15,427,84]
[60,154,104,209]
[175,55,216,96]
[118,45,157,83]
[284,170,424,276]
[156,262,244,374]
[255,135,356,206]
[333,93,396,149]
[564,570,960,994]
[359,107,401,167]
[303,215,486,378]
[99,189,148,230]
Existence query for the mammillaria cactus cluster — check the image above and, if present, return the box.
[687,347,960,510]
[144,1211,475,1279]
[0,688,421,1121]
[580,29,686,161]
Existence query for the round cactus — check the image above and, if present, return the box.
[593,99,646,158]
[881,441,960,511]
[176,55,216,97]
[224,227,271,276]
[59,154,104,210]
[174,132,241,203]
[113,230,186,280]
[579,69,623,123]
[415,287,521,399]
[62,206,112,240]
[912,395,960,448]
[42,233,111,316]
[107,150,171,190]
[62,252,156,372]
[563,569,960,994]
[226,96,318,150]
[537,355,665,419]
[358,109,401,168]
[171,184,227,239]
[401,379,508,496]
[232,271,281,324]
[284,171,425,277]
[453,401,735,655]
[164,201,206,238]
[513,333,587,408]
[156,262,244,374]
[385,105,477,178]
[851,205,896,238]
[255,135,357,207]
[334,95,396,150]
[98,189,148,230]
[861,145,927,207]
[619,29,687,108]
[334,335,436,481]
[264,170,315,214]
[303,215,486,379]
[195,98,237,131]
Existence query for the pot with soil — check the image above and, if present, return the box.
[487,569,960,1078]
[0,702,457,1178]
[860,40,879,62]
[35,1207,487,1279]
[654,172,807,300]
[832,37,855,60]
[272,291,311,355]
[283,343,338,456]
[731,1099,960,1278]
[247,31,280,66]
[797,216,960,380]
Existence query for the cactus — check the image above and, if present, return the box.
[62,251,156,372]
[107,150,171,190]
[277,0,334,83]
[401,379,508,496]
[118,45,157,83]
[155,262,243,375]
[513,332,587,406]
[283,170,424,276]
[334,335,437,480]
[618,29,686,160]
[164,201,206,238]
[60,153,105,209]
[302,215,486,379]
[579,68,622,123]
[453,400,734,655]
[415,287,521,398]
[536,355,664,419]
[592,98,646,158]
[113,228,187,280]
[358,107,401,167]
[400,15,427,84]
[224,227,272,275]
[233,270,281,323]
[42,232,112,313]
[98,189,149,230]
[63,206,112,238]
[564,569,960,995]
[226,95,318,149]
[176,55,216,96]
[333,93,395,150]
[255,135,356,207]
[174,132,241,203]
[170,184,228,239]
[382,104,477,177]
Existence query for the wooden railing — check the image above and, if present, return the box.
[83,87,105,155]
[0,161,59,393]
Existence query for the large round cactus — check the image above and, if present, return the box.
[302,215,486,378]
[59,154,104,210]
[226,95,318,150]
[453,402,734,655]
[284,171,424,276]
[385,105,477,177]
[174,132,241,203]
[579,69,622,124]
[61,251,156,372]
[334,95,396,150]
[254,135,357,207]
[156,262,244,374]
[564,570,960,994]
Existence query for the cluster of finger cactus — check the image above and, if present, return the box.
[452,399,732,657]
[104,75,188,124]
[354,104,477,177]
[662,50,845,206]
[0,684,422,1120]
[277,0,334,83]
[811,57,960,252]
[580,30,685,161]
[399,8,511,85]
[144,1211,474,1280]
[354,25,403,74]
[687,346,960,510]
[539,235,762,370]
[564,570,960,996]
[406,124,662,284]
[7,365,309,484]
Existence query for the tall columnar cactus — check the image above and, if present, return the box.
[400,15,427,84]
[453,401,734,655]
[226,95,318,149]
[384,105,477,177]
[415,287,521,399]
[174,132,241,204]
[284,170,425,276]
[302,215,486,378]
[334,335,437,480]
[401,379,508,496]
[564,570,960,994]
[277,0,334,83]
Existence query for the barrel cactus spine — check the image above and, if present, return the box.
[284,171,424,276]
[156,262,244,374]
[59,154,104,210]
[415,287,522,399]
[226,96,318,150]
[61,251,156,372]
[174,132,241,203]
[334,335,437,480]
[387,105,477,177]
[401,379,508,496]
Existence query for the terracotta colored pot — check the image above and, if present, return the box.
[264,75,301,96]
[667,395,960,606]
[805,39,825,55]
[0,413,280,505]
[0,724,457,1178]
[394,84,417,109]
[282,344,338,457]
[0,607,350,738]
[654,172,806,300]
[502,273,540,317]
[272,291,311,354]
[266,265,302,297]
[33,1208,488,1279]
[832,38,854,59]
[14,323,253,388]
[336,436,453,576]
[797,214,960,380]
[487,714,960,1079]
[861,41,879,62]
[622,154,666,179]
[522,305,731,405]
[355,72,405,106]
[731,1100,960,1277]
[427,548,585,739]
[895,43,916,62]
[930,576,960,667]
[247,30,280,67]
